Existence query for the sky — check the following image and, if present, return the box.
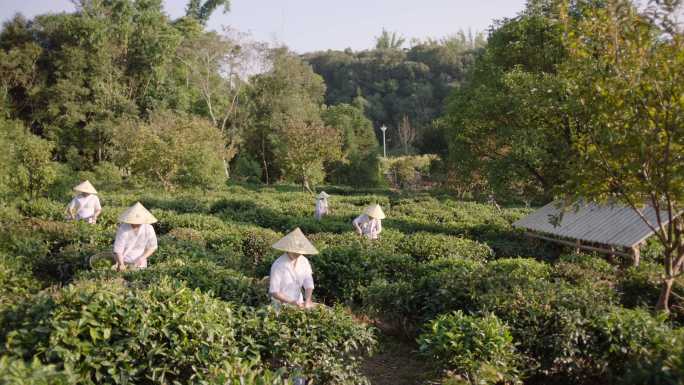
[1,0,528,53]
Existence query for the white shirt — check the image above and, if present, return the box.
[113,224,158,268]
[353,214,382,239]
[269,254,314,304]
[68,195,101,223]
[314,198,328,220]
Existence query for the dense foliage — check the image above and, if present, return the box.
[304,31,485,154]
[2,184,682,383]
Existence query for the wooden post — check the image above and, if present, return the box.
[632,245,641,267]
[608,246,616,263]
[574,239,581,254]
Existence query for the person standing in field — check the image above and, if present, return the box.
[314,191,330,220]
[352,204,385,240]
[269,228,318,309]
[65,181,102,224]
[113,202,158,271]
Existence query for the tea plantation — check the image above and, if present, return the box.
[1,184,683,384]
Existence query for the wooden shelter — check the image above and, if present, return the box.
[513,201,681,266]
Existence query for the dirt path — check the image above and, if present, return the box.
[361,336,437,385]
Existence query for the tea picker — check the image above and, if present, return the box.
[65,180,102,224]
[112,202,159,271]
[269,228,319,309]
[352,204,385,240]
[314,191,330,220]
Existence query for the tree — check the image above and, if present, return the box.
[177,28,267,176]
[2,118,57,197]
[322,103,381,187]
[441,1,573,202]
[560,0,684,312]
[185,0,230,25]
[322,103,377,158]
[397,115,416,155]
[275,118,341,192]
[303,37,478,154]
[111,111,226,190]
[240,48,327,184]
[375,29,406,50]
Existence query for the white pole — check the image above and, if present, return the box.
[383,130,386,157]
[380,125,387,158]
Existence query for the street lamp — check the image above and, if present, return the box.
[380,125,387,158]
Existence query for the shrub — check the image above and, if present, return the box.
[311,245,416,304]
[472,259,622,380]
[0,255,42,306]
[618,261,663,309]
[1,278,254,384]
[6,124,57,198]
[418,311,522,384]
[0,357,79,385]
[363,258,484,335]
[236,305,376,385]
[553,253,617,286]
[90,259,268,306]
[416,258,483,322]
[589,307,684,384]
[400,232,493,261]
[111,111,226,190]
[16,198,65,220]
[165,227,206,246]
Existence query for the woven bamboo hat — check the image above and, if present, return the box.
[317,191,330,199]
[118,202,158,224]
[272,228,319,255]
[364,204,386,219]
[73,180,97,195]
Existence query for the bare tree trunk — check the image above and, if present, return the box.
[261,136,269,184]
[302,174,313,194]
[656,276,675,312]
[223,157,230,179]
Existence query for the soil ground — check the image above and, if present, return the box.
[360,336,438,385]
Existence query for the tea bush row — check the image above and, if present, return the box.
[0,278,375,385]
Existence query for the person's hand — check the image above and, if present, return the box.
[304,301,315,309]
[116,263,126,272]
[296,302,305,309]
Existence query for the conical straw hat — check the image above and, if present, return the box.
[73,180,97,194]
[118,202,158,224]
[364,204,386,219]
[272,228,319,255]
[317,191,330,199]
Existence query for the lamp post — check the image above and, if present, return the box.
[380,125,387,158]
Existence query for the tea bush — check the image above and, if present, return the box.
[399,232,493,261]
[360,257,485,335]
[418,311,522,384]
[553,253,617,286]
[0,357,79,385]
[1,279,257,383]
[311,245,417,304]
[236,306,376,385]
[588,307,684,384]
[79,259,267,306]
[3,184,684,384]
[0,255,42,306]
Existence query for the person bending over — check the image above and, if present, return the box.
[269,228,319,309]
[113,202,158,271]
